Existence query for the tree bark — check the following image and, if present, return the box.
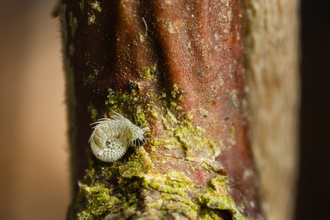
[242,1,300,220]
[59,0,298,219]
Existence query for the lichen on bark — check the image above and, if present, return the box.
[60,0,264,219]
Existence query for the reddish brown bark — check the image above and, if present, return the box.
[61,0,263,219]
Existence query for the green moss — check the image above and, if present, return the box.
[145,180,187,197]
[151,139,179,150]
[77,183,119,219]
[150,107,160,120]
[90,107,98,121]
[134,106,148,127]
[171,84,180,98]
[75,154,247,219]
[200,193,235,210]
[73,31,248,219]
[164,201,198,219]
[90,1,102,12]
[80,82,245,219]
[228,126,236,146]
[159,90,166,99]
[162,193,198,210]
[105,90,131,114]
[88,12,96,25]
[101,80,220,160]
[118,146,152,178]
[138,170,194,199]
[74,164,142,219]
[146,198,164,209]
[119,157,143,178]
[199,209,224,220]
[165,170,191,188]
[199,176,248,220]
[136,146,153,171]
[139,33,145,43]
[165,108,178,126]
[186,113,193,120]
[209,140,216,149]
[144,64,157,81]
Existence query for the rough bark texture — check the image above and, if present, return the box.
[60,0,264,219]
[242,0,300,220]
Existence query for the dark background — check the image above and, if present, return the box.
[296,0,330,219]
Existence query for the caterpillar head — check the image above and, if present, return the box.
[130,126,148,147]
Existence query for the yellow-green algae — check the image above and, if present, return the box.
[61,0,248,218]
[90,107,98,121]
[76,73,243,218]
[144,64,157,81]
[74,161,247,219]
[77,183,119,218]
[118,146,152,178]
[75,164,141,219]
[88,12,96,25]
[86,0,102,25]
[90,1,102,12]
[199,176,247,220]
[68,59,246,218]
[61,6,246,212]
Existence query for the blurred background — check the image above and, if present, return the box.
[0,0,69,219]
[0,0,328,219]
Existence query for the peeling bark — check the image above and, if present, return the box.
[60,0,264,219]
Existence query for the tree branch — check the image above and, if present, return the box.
[60,0,264,219]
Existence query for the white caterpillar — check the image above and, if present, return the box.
[89,111,148,162]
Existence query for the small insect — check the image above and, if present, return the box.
[89,111,148,162]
